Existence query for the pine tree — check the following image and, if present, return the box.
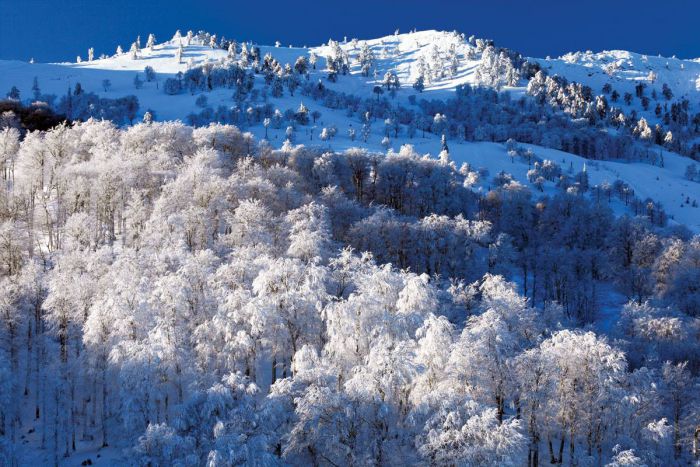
[295,102,309,125]
[294,56,308,75]
[413,74,425,93]
[359,43,374,77]
[31,76,41,100]
[176,42,184,64]
[448,43,459,77]
[240,43,249,67]
[271,74,284,97]
[417,55,430,83]
[227,41,236,60]
[146,33,156,51]
[144,66,156,82]
[362,121,371,142]
[6,86,20,100]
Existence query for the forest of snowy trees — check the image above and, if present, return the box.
[0,117,699,465]
[1,25,700,466]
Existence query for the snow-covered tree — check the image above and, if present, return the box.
[146,33,156,51]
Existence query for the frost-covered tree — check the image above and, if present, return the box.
[413,74,425,93]
[1,105,699,465]
[176,42,184,63]
[358,42,375,77]
[146,33,156,51]
[129,42,139,60]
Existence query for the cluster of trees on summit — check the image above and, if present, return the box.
[0,115,699,465]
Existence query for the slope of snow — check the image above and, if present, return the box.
[3,29,699,123]
[534,49,700,126]
[313,30,482,94]
[549,48,700,97]
[0,30,484,119]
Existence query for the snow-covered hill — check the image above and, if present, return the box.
[543,48,700,100]
[0,30,486,119]
[3,30,700,119]
[2,29,700,231]
[537,49,700,126]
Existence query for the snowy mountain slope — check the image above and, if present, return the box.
[4,29,700,120]
[1,30,699,231]
[5,30,525,115]
[312,30,483,94]
[0,30,483,117]
[0,40,288,121]
[534,48,700,126]
[542,49,700,99]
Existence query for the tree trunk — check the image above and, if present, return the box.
[101,367,108,447]
[71,380,76,452]
[569,426,576,466]
[271,354,277,385]
[495,392,504,424]
[532,266,538,307]
[25,316,32,396]
[53,387,60,465]
[548,437,557,464]
[558,435,565,464]
[674,403,681,458]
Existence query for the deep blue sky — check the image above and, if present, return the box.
[1,0,698,62]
